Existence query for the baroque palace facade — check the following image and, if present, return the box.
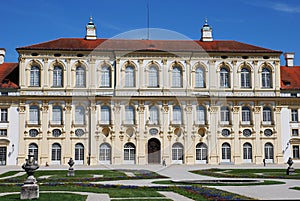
[0,18,300,166]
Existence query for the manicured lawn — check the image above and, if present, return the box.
[152,179,285,186]
[190,168,300,179]
[0,193,87,201]
[1,169,166,183]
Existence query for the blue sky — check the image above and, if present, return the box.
[0,0,299,65]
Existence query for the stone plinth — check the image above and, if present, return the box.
[20,183,39,200]
[67,168,75,176]
[287,167,296,175]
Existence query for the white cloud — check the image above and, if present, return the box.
[270,2,300,13]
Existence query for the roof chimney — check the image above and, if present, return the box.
[284,52,294,67]
[85,16,97,40]
[0,48,5,64]
[201,18,213,42]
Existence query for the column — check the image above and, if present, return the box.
[184,104,194,164]
[209,105,218,164]
[112,102,122,164]
[254,106,262,164]
[43,58,48,88]
[40,102,49,165]
[137,103,146,164]
[63,102,72,164]
[89,101,97,165]
[17,102,26,165]
[162,102,170,164]
[274,106,284,163]
[232,106,241,164]
[66,59,71,88]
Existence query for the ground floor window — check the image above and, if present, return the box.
[99,143,111,164]
[196,143,207,163]
[264,143,274,163]
[28,143,38,162]
[51,143,61,165]
[75,143,84,164]
[293,145,299,159]
[243,143,252,163]
[172,143,184,164]
[124,143,135,164]
[221,143,231,162]
[0,147,6,165]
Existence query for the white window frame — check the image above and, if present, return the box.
[241,68,250,88]
[53,66,63,87]
[30,66,40,87]
[172,66,182,88]
[125,66,135,87]
[148,66,159,87]
[195,67,205,88]
[100,66,111,87]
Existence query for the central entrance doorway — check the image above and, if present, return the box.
[148,138,161,164]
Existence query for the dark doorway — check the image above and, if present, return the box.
[148,138,161,164]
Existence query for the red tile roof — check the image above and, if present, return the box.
[0,62,19,89]
[16,38,282,53]
[281,66,300,90]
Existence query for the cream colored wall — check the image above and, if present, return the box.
[16,51,284,165]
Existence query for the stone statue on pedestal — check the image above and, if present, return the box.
[20,153,39,200]
[67,158,75,176]
[286,157,295,175]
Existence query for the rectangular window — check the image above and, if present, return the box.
[0,129,7,136]
[101,106,110,124]
[291,109,298,122]
[29,106,39,124]
[292,129,299,136]
[0,109,8,122]
[52,106,62,124]
[293,146,299,159]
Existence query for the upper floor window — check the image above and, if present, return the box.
[241,68,251,88]
[149,105,159,124]
[292,129,299,136]
[262,68,271,88]
[172,66,182,88]
[263,106,272,123]
[101,105,111,124]
[148,66,159,87]
[52,106,62,125]
[100,66,111,87]
[220,67,229,88]
[173,105,182,124]
[29,105,39,124]
[196,105,206,124]
[30,66,40,87]
[242,106,251,123]
[195,67,205,88]
[75,106,85,125]
[220,106,230,123]
[53,66,63,87]
[125,105,135,125]
[125,66,135,87]
[0,109,8,122]
[291,109,298,122]
[76,66,85,87]
[0,129,7,136]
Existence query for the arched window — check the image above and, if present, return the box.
[124,143,135,164]
[241,68,250,88]
[29,105,39,124]
[264,143,274,163]
[243,143,252,162]
[52,105,62,125]
[263,107,272,123]
[172,143,184,163]
[242,106,251,123]
[125,66,135,87]
[173,106,182,124]
[53,66,63,87]
[196,143,208,163]
[149,105,159,124]
[75,106,85,125]
[30,66,40,87]
[51,143,61,164]
[101,105,110,124]
[28,143,38,162]
[76,66,85,87]
[195,67,205,88]
[221,143,231,162]
[172,66,182,87]
[148,66,159,87]
[75,143,84,164]
[196,106,206,124]
[220,106,230,123]
[220,67,229,88]
[100,66,111,87]
[99,143,111,164]
[262,68,271,88]
[125,105,135,125]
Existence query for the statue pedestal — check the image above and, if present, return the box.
[286,167,295,175]
[20,178,39,200]
[67,168,75,176]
